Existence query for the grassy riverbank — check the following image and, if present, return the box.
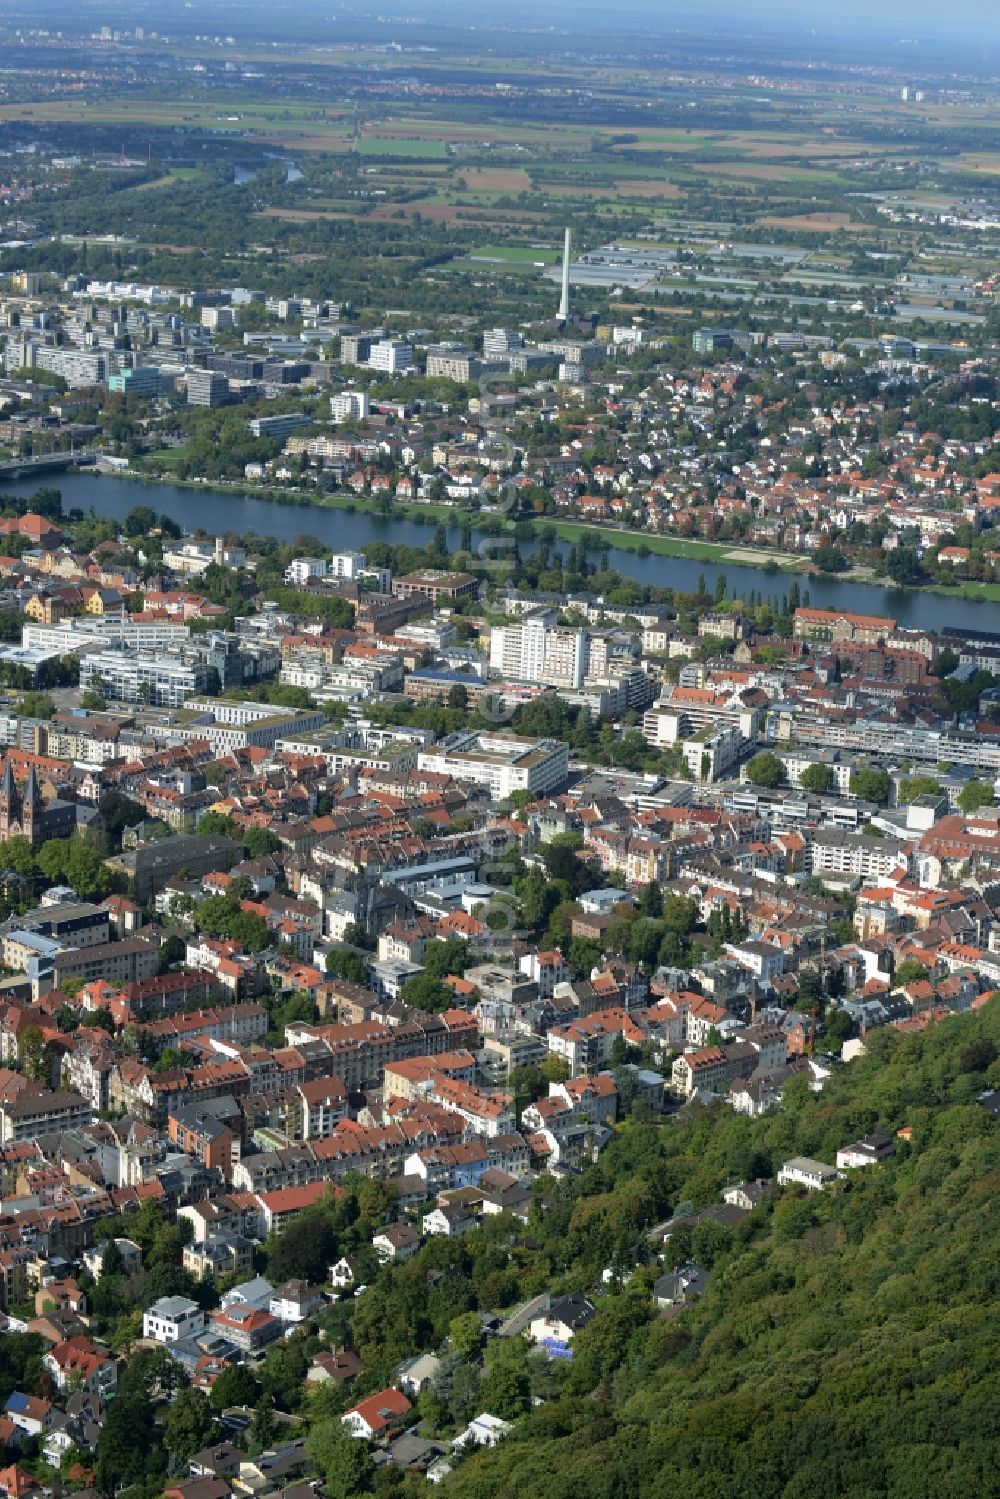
[126,466,804,573]
[113,466,1000,600]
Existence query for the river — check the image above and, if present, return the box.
[4,471,999,633]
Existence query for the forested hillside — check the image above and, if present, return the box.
[443,1007,1000,1499]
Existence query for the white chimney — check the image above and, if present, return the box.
[558,227,571,323]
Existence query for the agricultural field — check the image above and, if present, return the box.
[1,18,999,333]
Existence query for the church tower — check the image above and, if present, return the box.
[22,764,39,848]
[0,760,16,842]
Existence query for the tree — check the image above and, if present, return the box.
[894,958,928,989]
[159,933,186,970]
[18,1024,50,1083]
[98,791,146,847]
[194,893,269,952]
[0,834,37,877]
[198,811,237,838]
[123,505,159,537]
[541,835,597,897]
[884,546,924,584]
[66,835,114,900]
[896,775,941,805]
[450,1311,485,1361]
[117,1343,186,1402]
[16,692,55,720]
[399,972,454,1012]
[745,751,784,789]
[539,1054,570,1085]
[96,1391,161,1496]
[480,1347,531,1420]
[814,546,849,573]
[515,866,561,931]
[849,767,891,805]
[799,763,834,794]
[266,1207,337,1284]
[931,646,960,678]
[326,948,368,984]
[163,1387,217,1461]
[447,683,469,710]
[249,1393,277,1454]
[423,936,470,980]
[209,1363,261,1413]
[244,827,283,860]
[638,880,663,918]
[958,780,994,815]
[305,1419,375,1499]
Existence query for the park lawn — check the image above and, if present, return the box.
[470,243,560,263]
[142,449,187,469]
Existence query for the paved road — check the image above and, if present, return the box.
[498,1291,550,1339]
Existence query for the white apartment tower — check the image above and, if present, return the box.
[490,612,587,690]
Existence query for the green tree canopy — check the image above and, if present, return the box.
[745,750,784,789]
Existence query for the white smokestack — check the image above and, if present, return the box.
[558,227,571,323]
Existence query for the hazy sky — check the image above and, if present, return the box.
[510,0,995,40]
[364,0,997,45]
[10,0,997,54]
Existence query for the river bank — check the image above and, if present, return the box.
[118,466,1000,604]
[3,469,1000,625]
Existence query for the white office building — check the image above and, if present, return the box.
[23,619,190,654]
[483,328,524,357]
[417,732,568,800]
[368,340,413,375]
[80,647,208,708]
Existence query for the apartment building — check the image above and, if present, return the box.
[340,334,374,366]
[0,1087,91,1143]
[330,390,370,421]
[33,345,107,387]
[793,607,896,646]
[143,1295,206,1343]
[248,412,308,439]
[107,832,244,902]
[489,612,588,691]
[483,328,524,356]
[682,724,744,783]
[670,1042,757,1098]
[809,828,907,882]
[425,346,483,381]
[186,369,230,407]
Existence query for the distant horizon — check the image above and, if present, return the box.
[3,0,998,46]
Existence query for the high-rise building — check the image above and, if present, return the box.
[331,390,370,421]
[186,369,230,407]
[108,366,162,398]
[340,334,374,366]
[368,340,413,375]
[483,329,524,357]
[489,612,587,690]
